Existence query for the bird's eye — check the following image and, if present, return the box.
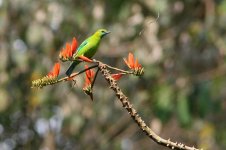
[101,30,105,33]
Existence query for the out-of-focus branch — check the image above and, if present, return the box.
[98,62,200,150]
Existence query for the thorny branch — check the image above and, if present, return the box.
[97,62,200,150]
[31,59,201,150]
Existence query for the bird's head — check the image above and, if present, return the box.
[94,29,110,38]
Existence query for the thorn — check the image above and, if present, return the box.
[71,79,77,87]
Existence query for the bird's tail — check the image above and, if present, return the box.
[66,60,80,76]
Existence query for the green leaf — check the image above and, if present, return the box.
[177,89,191,127]
[154,83,173,122]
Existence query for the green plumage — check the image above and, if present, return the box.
[66,29,110,76]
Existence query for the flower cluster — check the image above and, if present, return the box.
[59,37,78,61]
[83,65,95,100]
[124,53,144,76]
[32,62,60,88]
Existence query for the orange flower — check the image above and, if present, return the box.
[71,37,78,53]
[59,37,78,61]
[83,65,95,88]
[78,55,93,63]
[123,52,144,76]
[31,62,61,88]
[83,65,95,101]
[123,52,142,69]
[47,62,60,78]
[111,73,124,81]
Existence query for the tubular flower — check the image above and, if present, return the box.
[83,65,95,101]
[84,65,95,87]
[59,37,78,61]
[111,73,124,81]
[78,55,93,63]
[47,62,60,78]
[32,62,61,88]
[123,52,144,76]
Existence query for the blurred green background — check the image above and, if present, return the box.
[1,0,226,149]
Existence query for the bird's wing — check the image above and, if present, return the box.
[73,38,89,57]
[77,38,89,52]
[75,37,97,58]
[73,35,100,58]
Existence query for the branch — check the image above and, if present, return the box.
[98,62,200,150]
[105,64,133,74]
[31,57,201,149]
[58,64,98,82]
[91,67,100,89]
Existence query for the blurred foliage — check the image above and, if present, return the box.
[1,0,226,149]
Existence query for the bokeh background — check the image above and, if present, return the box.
[1,0,226,149]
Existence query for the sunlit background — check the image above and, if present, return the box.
[1,0,226,149]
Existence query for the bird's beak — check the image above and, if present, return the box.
[101,31,111,38]
[105,31,111,35]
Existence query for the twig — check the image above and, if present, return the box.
[139,7,160,36]
[98,62,200,150]
[91,68,100,89]
[105,64,132,74]
[92,60,132,74]
[58,65,98,82]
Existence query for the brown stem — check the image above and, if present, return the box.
[98,62,200,150]
[105,64,132,74]
[92,60,132,74]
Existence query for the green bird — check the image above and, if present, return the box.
[66,29,110,76]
